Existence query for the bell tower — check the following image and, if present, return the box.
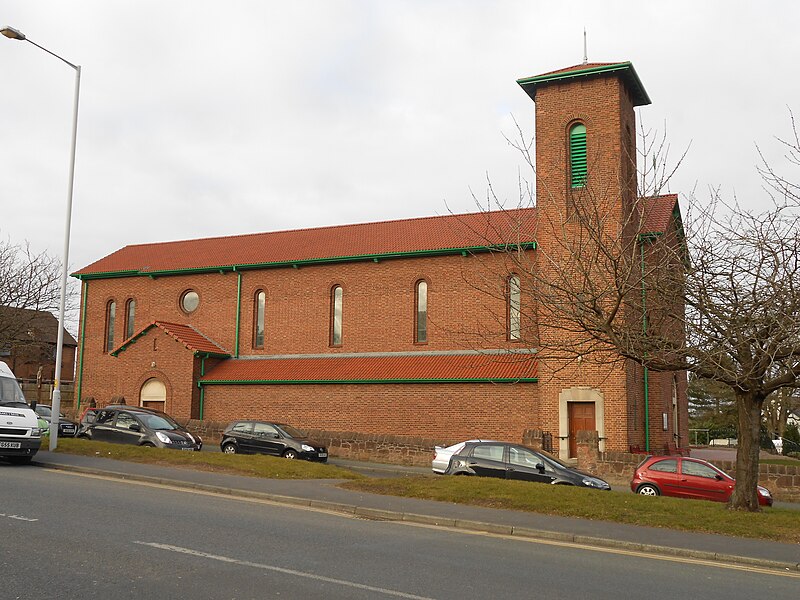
[516,62,652,457]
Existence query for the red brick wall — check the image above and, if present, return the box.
[80,324,197,416]
[79,252,528,362]
[202,381,538,442]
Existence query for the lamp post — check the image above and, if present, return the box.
[2,26,81,451]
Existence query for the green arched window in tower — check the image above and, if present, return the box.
[569,123,587,188]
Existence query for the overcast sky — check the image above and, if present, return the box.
[2,1,799,283]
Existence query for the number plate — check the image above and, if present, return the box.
[181,447,196,451]
[0,441,22,449]
[319,452,328,458]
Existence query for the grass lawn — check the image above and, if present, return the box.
[340,476,800,543]
[52,437,362,480]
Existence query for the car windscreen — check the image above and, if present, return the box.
[137,413,180,431]
[0,376,26,405]
[275,424,305,439]
[36,406,53,418]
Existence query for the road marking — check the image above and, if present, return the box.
[46,468,800,579]
[134,541,436,599]
[0,512,38,522]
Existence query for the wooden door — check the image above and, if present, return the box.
[568,402,596,458]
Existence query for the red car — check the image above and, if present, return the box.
[630,456,773,506]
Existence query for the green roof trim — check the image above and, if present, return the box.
[71,242,537,281]
[517,62,651,107]
[198,377,538,386]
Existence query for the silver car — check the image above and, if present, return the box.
[432,439,495,474]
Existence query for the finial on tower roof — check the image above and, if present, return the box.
[583,28,588,64]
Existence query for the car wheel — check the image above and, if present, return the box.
[637,484,660,496]
[282,449,298,459]
[141,442,156,448]
[222,443,237,454]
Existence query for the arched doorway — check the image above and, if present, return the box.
[140,378,166,411]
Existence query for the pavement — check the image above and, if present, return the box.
[30,450,800,572]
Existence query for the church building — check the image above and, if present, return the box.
[73,60,688,458]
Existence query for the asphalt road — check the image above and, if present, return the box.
[3,464,799,600]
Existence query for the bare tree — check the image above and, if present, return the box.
[482,116,800,511]
[0,237,64,353]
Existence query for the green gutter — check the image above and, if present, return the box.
[199,377,538,385]
[71,243,537,281]
[517,62,633,85]
[199,356,206,420]
[234,270,242,358]
[517,62,651,106]
[75,281,89,410]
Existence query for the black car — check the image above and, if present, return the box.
[78,405,202,451]
[445,441,610,490]
[34,404,78,437]
[220,421,327,461]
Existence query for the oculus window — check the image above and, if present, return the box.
[180,290,199,313]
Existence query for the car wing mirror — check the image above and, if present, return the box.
[271,433,280,439]
[714,474,723,480]
[129,423,141,432]
[536,463,545,472]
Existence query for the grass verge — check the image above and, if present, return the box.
[53,437,362,480]
[340,476,800,543]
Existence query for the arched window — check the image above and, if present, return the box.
[569,123,587,188]
[140,377,166,412]
[124,298,136,340]
[105,300,116,353]
[507,275,521,341]
[415,280,428,344]
[330,285,343,346]
[253,290,266,349]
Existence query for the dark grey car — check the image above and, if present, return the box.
[79,405,202,451]
[220,420,327,461]
[445,441,610,490]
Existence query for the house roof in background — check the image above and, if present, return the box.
[0,306,77,346]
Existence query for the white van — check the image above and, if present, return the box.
[0,362,42,464]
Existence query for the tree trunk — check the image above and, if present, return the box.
[729,391,764,511]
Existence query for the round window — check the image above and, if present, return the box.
[181,290,199,313]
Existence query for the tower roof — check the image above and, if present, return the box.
[516,61,651,107]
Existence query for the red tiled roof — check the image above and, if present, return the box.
[111,321,229,357]
[200,352,537,383]
[76,208,537,277]
[517,61,650,107]
[519,62,621,80]
[641,194,679,234]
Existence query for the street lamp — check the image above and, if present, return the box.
[2,25,81,451]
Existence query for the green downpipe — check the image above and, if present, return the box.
[234,270,242,358]
[199,356,206,420]
[75,281,89,410]
[640,240,650,452]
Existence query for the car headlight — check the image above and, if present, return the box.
[155,431,171,444]
[301,444,314,452]
[757,486,772,497]
[30,427,41,438]
[582,477,609,489]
